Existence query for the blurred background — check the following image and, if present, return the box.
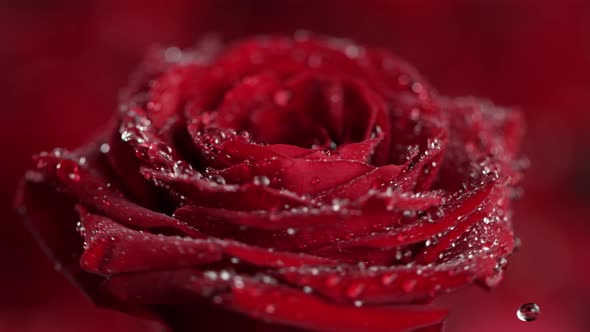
[1,0,589,331]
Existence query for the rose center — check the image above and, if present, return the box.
[213,73,384,150]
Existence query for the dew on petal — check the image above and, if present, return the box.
[401,279,417,293]
[346,282,365,298]
[273,90,292,107]
[253,175,271,186]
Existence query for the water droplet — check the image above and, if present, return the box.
[164,47,182,62]
[401,279,417,292]
[325,275,341,287]
[346,282,365,298]
[517,303,540,322]
[173,160,192,175]
[311,177,320,185]
[265,304,276,314]
[219,270,231,281]
[381,272,396,286]
[273,90,292,107]
[209,175,226,185]
[253,175,271,186]
[411,82,424,94]
[121,130,134,142]
[344,45,361,58]
[75,221,86,233]
[55,160,80,182]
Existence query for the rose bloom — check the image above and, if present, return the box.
[16,34,523,332]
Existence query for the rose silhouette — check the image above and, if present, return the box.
[16,34,523,332]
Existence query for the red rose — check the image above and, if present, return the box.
[16,34,523,332]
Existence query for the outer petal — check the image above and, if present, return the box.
[225,279,447,332]
[33,151,201,237]
[78,208,221,276]
[277,255,497,305]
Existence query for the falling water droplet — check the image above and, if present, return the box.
[517,303,540,322]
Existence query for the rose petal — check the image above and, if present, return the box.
[314,182,493,253]
[78,208,221,276]
[142,168,309,210]
[212,157,374,196]
[34,152,201,236]
[277,255,497,305]
[315,164,404,203]
[175,205,414,253]
[225,278,447,332]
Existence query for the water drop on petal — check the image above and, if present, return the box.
[265,304,276,314]
[253,175,271,186]
[381,272,396,286]
[325,275,341,287]
[401,279,417,293]
[273,90,292,107]
[346,282,365,298]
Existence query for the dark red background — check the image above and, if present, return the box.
[2,1,589,331]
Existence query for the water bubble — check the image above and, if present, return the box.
[517,303,540,322]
